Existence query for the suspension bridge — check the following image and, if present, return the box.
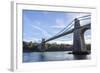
[38,15,91,55]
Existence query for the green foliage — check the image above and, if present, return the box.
[23,41,91,52]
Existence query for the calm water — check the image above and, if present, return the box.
[23,51,90,62]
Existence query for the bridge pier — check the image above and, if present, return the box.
[73,18,89,55]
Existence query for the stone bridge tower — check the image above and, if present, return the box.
[73,18,88,54]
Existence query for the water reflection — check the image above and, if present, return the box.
[73,55,87,60]
[23,51,90,62]
[39,52,45,61]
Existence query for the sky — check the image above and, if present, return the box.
[23,10,91,44]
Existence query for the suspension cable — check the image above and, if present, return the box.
[62,21,74,33]
[50,15,91,39]
[79,17,91,21]
[53,20,74,36]
[77,15,91,19]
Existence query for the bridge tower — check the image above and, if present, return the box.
[39,38,46,52]
[73,18,87,54]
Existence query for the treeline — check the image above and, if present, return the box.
[23,41,91,52]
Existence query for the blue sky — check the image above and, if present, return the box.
[23,10,91,44]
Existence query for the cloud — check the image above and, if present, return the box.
[48,40,73,44]
[31,24,51,38]
[85,39,91,44]
[75,14,91,26]
[34,21,41,25]
[51,18,66,28]
[65,13,91,26]
[65,13,90,19]
[86,35,91,38]
[77,14,90,19]
[23,37,41,42]
[25,14,51,37]
[23,14,51,41]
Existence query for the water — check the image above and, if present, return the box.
[23,51,91,63]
